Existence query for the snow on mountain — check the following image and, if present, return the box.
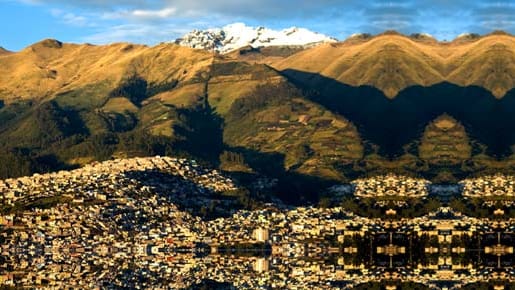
[175,23,337,53]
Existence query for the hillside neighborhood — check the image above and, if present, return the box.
[0,157,514,288]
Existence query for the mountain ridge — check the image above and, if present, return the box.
[273,33,515,98]
[174,25,514,55]
[0,46,10,54]
[0,40,214,103]
[175,23,337,54]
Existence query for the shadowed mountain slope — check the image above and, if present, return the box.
[0,47,11,55]
[284,69,515,157]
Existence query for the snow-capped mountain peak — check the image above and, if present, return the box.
[175,23,337,53]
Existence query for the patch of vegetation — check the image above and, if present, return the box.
[54,81,113,110]
[225,82,298,121]
[223,82,362,183]
[1,100,87,149]
[173,104,224,165]
[109,75,147,106]
[0,101,33,133]
[340,196,442,219]
[98,112,138,133]
[146,80,179,97]
[1,195,73,214]
[219,150,252,172]
[210,61,258,76]
[0,148,34,178]
[448,197,515,218]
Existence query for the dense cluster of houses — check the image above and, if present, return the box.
[352,174,429,207]
[461,174,515,207]
[0,157,514,288]
[0,156,236,208]
[0,156,237,288]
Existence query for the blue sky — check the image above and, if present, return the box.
[1,0,514,51]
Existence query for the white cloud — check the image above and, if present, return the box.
[79,23,191,44]
[50,8,90,26]
[132,7,176,18]
[102,6,177,20]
